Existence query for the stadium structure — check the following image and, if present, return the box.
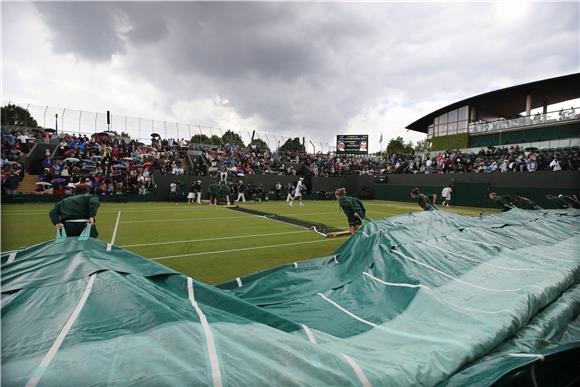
[406,73,580,151]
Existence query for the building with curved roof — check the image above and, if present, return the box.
[406,73,580,150]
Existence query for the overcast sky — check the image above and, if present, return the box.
[2,1,579,152]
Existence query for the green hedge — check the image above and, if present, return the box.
[431,133,469,151]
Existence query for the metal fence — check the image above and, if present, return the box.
[1,101,331,154]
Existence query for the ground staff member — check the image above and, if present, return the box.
[49,185,100,238]
[335,187,366,235]
[410,187,437,211]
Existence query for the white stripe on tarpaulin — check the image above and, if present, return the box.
[7,251,17,264]
[425,242,550,273]
[389,248,543,293]
[107,211,122,251]
[363,272,430,290]
[317,293,377,328]
[293,262,298,268]
[235,277,242,288]
[301,324,317,344]
[508,353,545,361]
[187,277,223,387]
[25,273,97,387]
[364,271,512,315]
[342,354,372,387]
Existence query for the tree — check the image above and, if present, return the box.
[209,135,222,145]
[119,131,131,140]
[414,139,431,154]
[190,134,211,144]
[279,137,305,153]
[249,138,270,152]
[1,104,39,128]
[386,136,413,155]
[221,130,245,148]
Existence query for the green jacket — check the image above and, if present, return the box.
[209,183,220,196]
[339,196,366,218]
[49,194,100,225]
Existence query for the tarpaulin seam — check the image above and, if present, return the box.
[342,354,372,387]
[0,289,21,309]
[25,272,97,387]
[187,277,223,387]
[389,248,544,293]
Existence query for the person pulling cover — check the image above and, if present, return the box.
[49,185,100,238]
[335,187,367,235]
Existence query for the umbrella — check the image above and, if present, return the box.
[43,128,56,133]
[123,157,134,161]
[36,182,52,186]
[82,159,95,164]
[525,147,538,151]
[92,156,103,161]
[143,162,153,166]
[151,133,160,137]
[64,157,80,163]
[112,164,126,169]
[133,164,143,168]
[79,168,94,174]
[51,178,67,184]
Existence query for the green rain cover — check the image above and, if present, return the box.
[1,209,579,386]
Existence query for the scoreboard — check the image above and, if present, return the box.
[336,134,368,154]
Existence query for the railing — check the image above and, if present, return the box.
[1,101,330,154]
[468,107,579,134]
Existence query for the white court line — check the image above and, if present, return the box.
[389,248,543,293]
[25,273,97,387]
[317,293,377,327]
[342,354,372,387]
[120,211,340,224]
[187,277,223,387]
[107,211,121,251]
[120,230,310,248]
[152,239,339,261]
[121,215,248,224]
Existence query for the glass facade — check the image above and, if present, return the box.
[428,105,469,138]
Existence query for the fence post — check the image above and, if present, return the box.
[138,117,141,140]
[24,104,30,129]
[124,116,127,133]
[188,123,191,140]
[94,112,98,133]
[61,108,66,134]
[43,105,48,127]
[79,111,83,135]
[164,121,167,138]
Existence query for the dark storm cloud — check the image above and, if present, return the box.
[28,1,580,138]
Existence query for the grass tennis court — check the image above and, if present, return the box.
[1,200,498,284]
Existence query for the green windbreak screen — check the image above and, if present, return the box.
[2,209,579,386]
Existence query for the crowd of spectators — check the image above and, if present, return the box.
[3,125,580,197]
[386,145,580,174]
[32,133,190,196]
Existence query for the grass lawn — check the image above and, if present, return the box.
[1,200,498,284]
